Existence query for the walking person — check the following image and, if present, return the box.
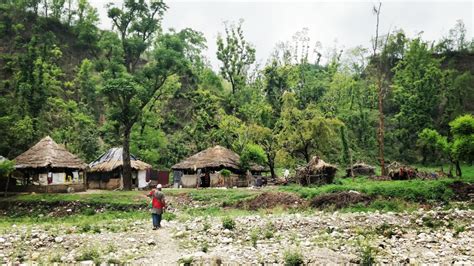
[148,184,166,230]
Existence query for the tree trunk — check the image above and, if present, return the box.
[4,174,10,197]
[455,161,462,177]
[377,77,386,176]
[122,126,133,190]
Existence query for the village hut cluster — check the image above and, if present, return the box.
[4,135,442,193]
[4,137,268,193]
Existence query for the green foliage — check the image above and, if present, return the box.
[216,19,255,94]
[220,169,231,177]
[358,242,377,266]
[0,159,14,177]
[221,216,236,230]
[283,250,304,266]
[391,38,444,160]
[76,246,101,262]
[240,143,267,171]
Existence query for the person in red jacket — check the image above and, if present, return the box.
[148,184,166,230]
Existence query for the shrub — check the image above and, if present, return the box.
[201,241,209,253]
[250,229,259,248]
[222,217,236,230]
[76,246,100,261]
[283,250,304,266]
[358,242,377,266]
[202,220,211,232]
[82,208,96,216]
[264,222,275,239]
[163,212,177,221]
[454,224,466,237]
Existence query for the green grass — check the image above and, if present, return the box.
[0,190,149,205]
[0,210,148,228]
[280,178,456,202]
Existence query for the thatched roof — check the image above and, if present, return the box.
[88,147,151,172]
[172,145,240,171]
[350,163,375,170]
[14,136,87,170]
[172,145,265,172]
[306,156,337,172]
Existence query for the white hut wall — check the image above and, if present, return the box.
[11,168,85,192]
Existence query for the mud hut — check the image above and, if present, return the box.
[87,147,152,190]
[387,161,417,180]
[171,145,264,188]
[295,156,337,186]
[13,136,87,193]
[346,163,376,177]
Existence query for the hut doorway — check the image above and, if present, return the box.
[200,172,210,188]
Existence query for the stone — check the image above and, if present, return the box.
[221,237,233,244]
[54,236,64,243]
[147,239,156,245]
[31,252,40,261]
[0,238,5,244]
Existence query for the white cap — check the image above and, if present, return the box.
[156,184,162,189]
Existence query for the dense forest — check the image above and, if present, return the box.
[1,1,473,184]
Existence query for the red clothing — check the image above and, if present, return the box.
[149,189,165,209]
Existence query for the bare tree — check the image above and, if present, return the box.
[372,2,390,176]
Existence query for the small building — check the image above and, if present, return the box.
[171,145,264,188]
[346,163,376,177]
[13,136,87,193]
[295,156,337,186]
[87,147,152,190]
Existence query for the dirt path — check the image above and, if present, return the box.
[133,222,183,264]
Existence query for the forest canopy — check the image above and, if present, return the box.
[0,1,473,182]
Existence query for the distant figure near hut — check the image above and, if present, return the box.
[12,136,87,193]
[171,145,266,188]
[346,163,375,177]
[88,147,152,190]
[295,156,337,186]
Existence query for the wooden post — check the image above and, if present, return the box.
[4,174,10,197]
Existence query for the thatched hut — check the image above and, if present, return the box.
[87,147,152,190]
[171,145,265,188]
[13,136,87,193]
[295,156,337,186]
[346,163,376,177]
[387,161,417,180]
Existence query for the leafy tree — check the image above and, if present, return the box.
[277,92,343,163]
[248,124,279,179]
[392,38,443,161]
[450,114,474,175]
[240,143,267,171]
[103,0,205,189]
[216,19,255,95]
[418,114,473,176]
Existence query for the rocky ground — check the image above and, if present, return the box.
[0,207,473,265]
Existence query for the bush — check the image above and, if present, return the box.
[222,217,236,230]
[76,246,101,262]
[250,229,259,248]
[358,242,377,266]
[283,250,304,266]
[163,212,177,221]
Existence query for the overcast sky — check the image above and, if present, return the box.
[90,0,473,69]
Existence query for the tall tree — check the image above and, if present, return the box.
[392,38,443,158]
[216,19,255,95]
